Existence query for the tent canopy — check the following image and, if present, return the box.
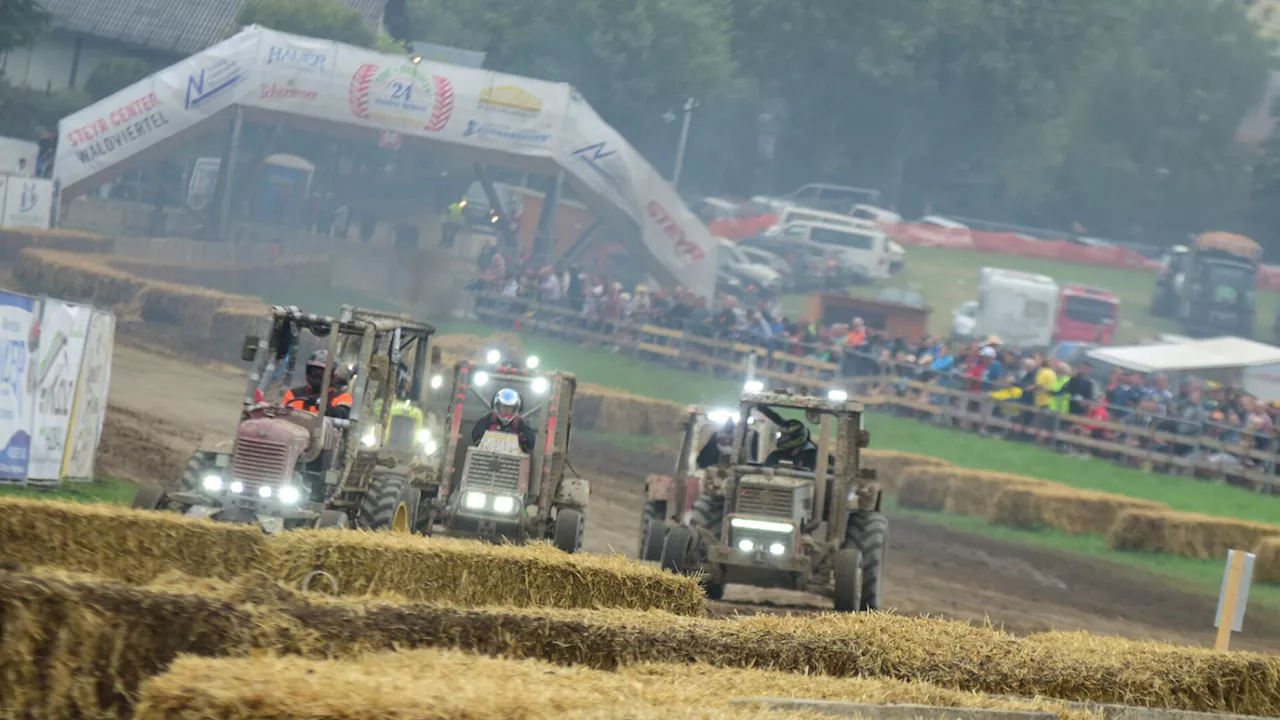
[52,25,717,297]
[1086,336,1280,374]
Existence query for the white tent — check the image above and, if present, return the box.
[53,25,718,296]
[1086,336,1280,374]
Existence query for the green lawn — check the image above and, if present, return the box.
[791,246,1280,344]
[0,478,136,505]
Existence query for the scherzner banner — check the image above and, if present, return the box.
[62,309,114,481]
[0,292,37,482]
[28,298,91,481]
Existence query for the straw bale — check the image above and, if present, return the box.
[987,488,1169,536]
[896,467,949,511]
[863,450,955,494]
[108,257,331,292]
[0,496,265,583]
[13,248,146,305]
[262,530,704,615]
[137,281,249,335]
[941,469,1059,519]
[0,227,113,261]
[1258,537,1280,584]
[3,569,1278,717]
[1106,508,1280,560]
[435,332,526,365]
[134,650,1092,720]
[209,304,268,345]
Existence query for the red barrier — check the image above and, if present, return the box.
[708,213,777,239]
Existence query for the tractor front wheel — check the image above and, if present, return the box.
[660,525,693,574]
[638,501,665,562]
[832,548,864,613]
[131,484,167,511]
[553,508,585,553]
[360,474,419,532]
[846,510,888,611]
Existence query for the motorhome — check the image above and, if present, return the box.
[974,267,1060,349]
[776,220,893,282]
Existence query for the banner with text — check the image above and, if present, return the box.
[0,292,37,482]
[28,299,91,481]
[62,309,114,481]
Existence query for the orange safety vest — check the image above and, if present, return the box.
[282,387,354,413]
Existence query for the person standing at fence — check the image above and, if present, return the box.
[1032,357,1058,444]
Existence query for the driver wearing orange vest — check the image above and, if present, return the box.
[282,349,353,419]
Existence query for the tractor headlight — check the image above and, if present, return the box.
[425,439,438,455]
[258,485,273,499]
[744,380,764,393]
[525,355,540,369]
[769,542,786,556]
[492,495,517,514]
[229,481,244,494]
[463,491,486,510]
[737,538,755,552]
[361,428,378,447]
[429,374,443,389]
[485,349,501,365]
[828,389,849,402]
[278,486,300,504]
[706,408,740,425]
[531,376,549,395]
[417,428,433,445]
[474,371,490,387]
[202,475,223,492]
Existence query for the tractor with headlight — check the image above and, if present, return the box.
[419,355,586,552]
[655,389,885,611]
[130,305,439,533]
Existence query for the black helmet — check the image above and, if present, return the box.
[776,419,810,453]
[493,387,522,425]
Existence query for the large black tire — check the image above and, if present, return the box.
[638,500,665,562]
[315,510,350,529]
[832,548,864,612]
[553,508,585,553]
[359,474,418,532]
[845,510,888,611]
[688,496,726,599]
[131,484,167,511]
[660,525,693,574]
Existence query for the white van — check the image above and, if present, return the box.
[765,207,905,273]
[974,267,1060,349]
[851,204,903,225]
[777,220,893,281]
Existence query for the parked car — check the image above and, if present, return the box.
[717,237,783,290]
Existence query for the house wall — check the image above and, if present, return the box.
[0,30,173,93]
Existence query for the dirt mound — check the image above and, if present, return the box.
[96,407,196,487]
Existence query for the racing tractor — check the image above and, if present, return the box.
[131,305,439,533]
[654,390,885,611]
[421,357,587,552]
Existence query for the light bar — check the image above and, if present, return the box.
[729,518,794,534]
[706,408,740,425]
[744,380,764,393]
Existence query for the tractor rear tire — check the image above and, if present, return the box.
[832,548,864,613]
[553,508,585,553]
[315,510,349,529]
[131,484,167,511]
[846,510,888,611]
[660,525,693,574]
[639,501,665,562]
[360,475,418,532]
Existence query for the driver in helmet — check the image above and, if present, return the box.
[471,387,536,453]
[764,419,820,470]
[282,349,354,419]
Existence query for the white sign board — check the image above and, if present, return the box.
[0,292,37,482]
[53,25,719,298]
[0,176,54,229]
[28,299,91,480]
[1215,549,1255,633]
[62,309,114,481]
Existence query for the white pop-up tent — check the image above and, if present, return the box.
[52,25,718,297]
[1087,336,1280,401]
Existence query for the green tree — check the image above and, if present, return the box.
[0,0,49,54]
[84,55,156,101]
[236,0,377,48]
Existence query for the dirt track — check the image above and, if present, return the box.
[101,337,1280,651]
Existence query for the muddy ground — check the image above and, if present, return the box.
[102,336,1280,652]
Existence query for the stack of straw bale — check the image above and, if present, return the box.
[896,466,1056,516]
[1107,508,1280,560]
[133,649,1094,720]
[108,256,330,292]
[14,248,148,306]
[262,529,705,614]
[862,450,955,495]
[1258,536,1280,583]
[4,568,1278,719]
[986,487,1169,536]
[574,384,687,436]
[0,227,113,261]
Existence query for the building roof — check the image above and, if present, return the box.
[39,0,389,55]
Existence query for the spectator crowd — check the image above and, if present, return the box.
[467,243,1280,485]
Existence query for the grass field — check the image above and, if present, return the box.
[0,478,136,504]
[791,246,1280,344]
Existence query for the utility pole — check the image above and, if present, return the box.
[672,97,698,190]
